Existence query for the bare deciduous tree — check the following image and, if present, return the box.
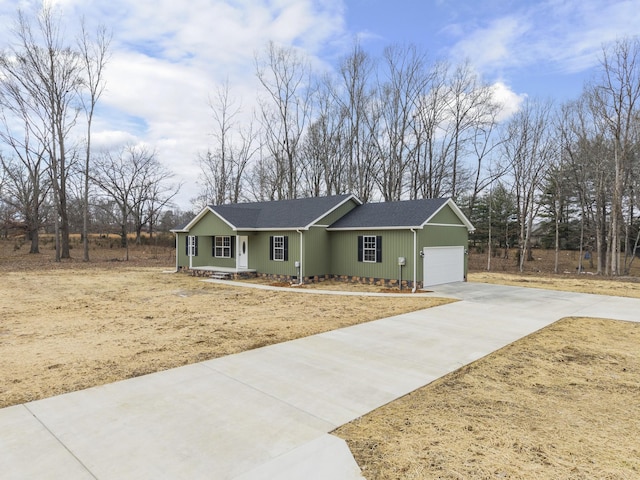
[591,37,640,275]
[0,153,49,252]
[0,59,50,254]
[336,42,378,202]
[91,145,178,259]
[197,81,256,207]
[502,98,556,272]
[299,73,344,197]
[374,44,430,201]
[255,42,311,199]
[77,19,111,261]
[0,6,83,260]
[412,60,449,199]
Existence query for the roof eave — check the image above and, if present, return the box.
[235,227,310,232]
[326,225,422,231]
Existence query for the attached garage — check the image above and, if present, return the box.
[423,246,465,287]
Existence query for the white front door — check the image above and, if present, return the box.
[237,236,248,269]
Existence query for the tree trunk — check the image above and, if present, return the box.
[29,227,39,254]
[59,191,71,259]
[554,199,560,274]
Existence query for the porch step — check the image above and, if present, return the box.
[210,272,232,280]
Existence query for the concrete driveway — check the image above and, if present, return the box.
[2,282,639,479]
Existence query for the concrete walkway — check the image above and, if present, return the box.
[2,282,639,479]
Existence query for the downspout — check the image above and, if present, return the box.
[297,229,303,285]
[411,228,417,293]
[174,234,179,272]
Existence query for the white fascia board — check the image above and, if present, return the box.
[182,206,238,232]
[239,227,309,232]
[326,225,421,231]
[425,223,469,228]
[421,198,475,232]
[304,194,363,229]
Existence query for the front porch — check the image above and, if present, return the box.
[184,266,257,279]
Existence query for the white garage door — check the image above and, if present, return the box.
[423,246,465,287]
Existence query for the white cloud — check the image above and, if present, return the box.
[448,0,640,77]
[450,15,530,73]
[91,130,139,151]
[490,81,526,122]
[0,0,348,208]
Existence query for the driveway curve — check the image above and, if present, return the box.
[2,282,638,479]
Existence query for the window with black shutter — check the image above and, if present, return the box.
[358,235,381,263]
[270,235,288,261]
[186,235,198,256]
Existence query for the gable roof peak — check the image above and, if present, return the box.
[186,194,360,231]
[328,197,473,231]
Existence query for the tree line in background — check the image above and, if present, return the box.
[0,4,639,276]
[0,6,182,260]
[198,38,640,276]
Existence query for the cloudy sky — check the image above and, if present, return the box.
[1,0,639,209]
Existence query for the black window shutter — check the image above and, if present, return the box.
[230,236,235,258]
[357,235,363,262]
[376,236,382,263]
[283,236,289,261]
[194,236,199,256]
[269,236,274,260]
[185,236,189,256]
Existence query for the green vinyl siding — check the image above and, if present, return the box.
[208,241,237,269]
[176,209,237,268]
[176,233,188,268]
[176,233,213,268]
[315,198,359,226]
[189,210,235,236]
[419,224,468,247]
[330,230,415,281]
[250,231,300,276]
[428,204,465,226]
[304,227,331,277]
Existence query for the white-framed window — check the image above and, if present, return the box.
[273,235,285,261]
[269,235,288,261]
[186,235,198,257]
[214,236,231,258]
[363,235,377,262]
[358,235,381,263]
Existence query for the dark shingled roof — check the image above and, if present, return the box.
[329,198,450,229]
[209,194,355,229]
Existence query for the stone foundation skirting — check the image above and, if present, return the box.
[331,275,422,290]
[181,268,422,289]
[258,272,421,289]
[180,267,257,280]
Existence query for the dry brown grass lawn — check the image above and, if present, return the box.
[334,317,640,479]
[334,249,640,479]
[0,237,449,408]
[2,238,640,479]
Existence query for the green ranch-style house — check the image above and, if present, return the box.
[171,194,475,290]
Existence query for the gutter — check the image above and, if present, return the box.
[411,228,417,293]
